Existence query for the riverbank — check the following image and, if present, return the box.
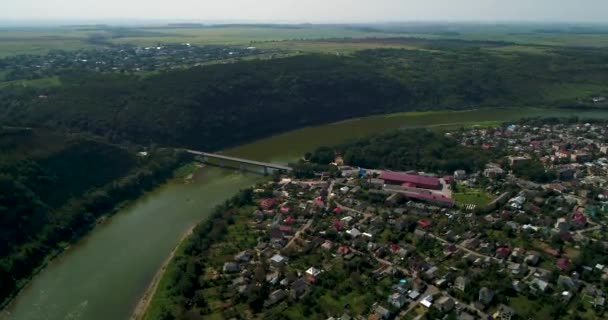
[130,225,195,320]
[0,155,194,318]
[8,107,608,320]
[0,196,133,314]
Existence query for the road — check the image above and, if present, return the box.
[285,219,313,249]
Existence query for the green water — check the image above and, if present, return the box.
[3,108,608,320]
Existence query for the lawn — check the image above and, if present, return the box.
[454,187,495,208]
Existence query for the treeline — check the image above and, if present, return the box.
[2,45,607,151]
[0,130,191,307]
[309,129,495,173]
[144,189,255,320]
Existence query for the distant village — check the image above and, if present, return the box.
[207,120,608,320]
[0,43,285,82]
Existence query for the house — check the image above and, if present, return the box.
[455,276,470,292]
[509,156,531,168]
[321,240,334,251]
[305,267,322,283]
[346,228,362,238]
[530,277,550,293]
[388,292,407,308]
[408,290,421,300]
[555,218,569,232]
[557,275,580,291]
[266,270,280,285]
[264,289,287,307]
[478,287,494,305]
[373,304,391,319]
[235,250,253,263]
[498,304,516,320]
[223,262,239,273]
[525,251,540,266]
[379,171,442,190]
[420,295,433,308]
[290,278,308,300]
[270,254,287,267]
[454,170,467,180]
[557,258,571,271]
[424,266,439,279]
[436,296,455,313]
[508,263,528,277]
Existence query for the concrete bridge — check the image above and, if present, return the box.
[186,150,292,175]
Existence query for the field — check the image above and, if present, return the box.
[454,188,495,208]
[3,24,608,58]
[0,76,61,89]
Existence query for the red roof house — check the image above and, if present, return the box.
[418,219,432,229]
[259,198,276,210]
[557,258,571,271]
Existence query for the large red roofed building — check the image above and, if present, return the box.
[403,191,455,207]
[379,171,442,190]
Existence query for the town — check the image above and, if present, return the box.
[197,119,608,320]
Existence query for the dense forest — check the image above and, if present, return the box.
[308,128,496,174]
[1,45,607,151]
[0,128,191,306]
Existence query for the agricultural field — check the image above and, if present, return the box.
[3,24,608,58]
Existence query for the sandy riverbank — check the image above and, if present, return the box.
[130,225,195,320]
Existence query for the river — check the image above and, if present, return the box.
[3,108,608,320]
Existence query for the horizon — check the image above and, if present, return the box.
[4,0,608,26]
[2,19,608,29]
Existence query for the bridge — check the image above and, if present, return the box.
[186,150,292,175]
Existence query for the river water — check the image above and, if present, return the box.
[3,108,608,320]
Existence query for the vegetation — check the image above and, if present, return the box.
[2,43,607,152]
[143,188,256,320]
[0,128,191,307]
[310,129,494,174]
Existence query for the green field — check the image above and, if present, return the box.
[0,76,61,89]
[454,190,494,207]
[3,24,608,58]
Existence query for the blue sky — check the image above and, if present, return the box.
[3,0,608,23]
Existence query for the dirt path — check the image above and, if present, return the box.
[130,226,195,320]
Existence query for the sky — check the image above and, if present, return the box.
[3,0,608,24]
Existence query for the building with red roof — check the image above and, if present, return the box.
[259,198,276,210]
[496,247,511,259]
[403,191,455,207]
[379,171,442,190]
[418,219,432,229]
[338,245,350,255]
[557,258,571,271]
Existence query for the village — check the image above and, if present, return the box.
[0,43,284,82]
[207,120,608,320]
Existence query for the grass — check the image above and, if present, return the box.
[541,83,608,102]
[509,295,554,319]
[0,76,61,89]
[454,186,494,207]
[256,39,430,54]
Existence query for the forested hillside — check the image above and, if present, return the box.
[2,46,607,151]
[0,128,191,306]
